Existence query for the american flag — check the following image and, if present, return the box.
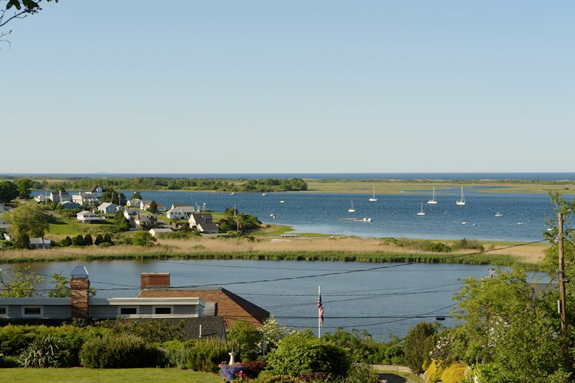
[318,291,324,326]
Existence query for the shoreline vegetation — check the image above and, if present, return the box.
[0,234,549,269]
[1,175,575,195]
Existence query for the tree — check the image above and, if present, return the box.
[148,200,158,214]
[131,191,142,200]
[4,202,50,247]
[14,178,33,199]
[448,268,565,383]
[84,233,93,246]
[1,0,59,44]
[402,321,439,374]
[0,266,43,297]
[49,271,95,297]
[226,320,263,361]
[129,231,156,247]
[113,210,130,232]
[0,180,18,203]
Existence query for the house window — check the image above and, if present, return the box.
[119,307,138,316]
[154,306,172,315]
[23,306,43,316]
[0,307,7,316]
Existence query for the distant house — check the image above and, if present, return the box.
[34,194,50,204]
[127,199,143,208]
[90,185,104,198]
[142,201,167,213]
[149,228,173,237]
[0,204,10,232]
[135,214,158,229]
[72,192,100,206]
[77,210,105,224]
[123,209,140,222]
[60,201,83,210]
[166,204,196,220]
[49,191,71,203]
[98,202,120,215]
[29,238,51,249]
[189,213,219,234]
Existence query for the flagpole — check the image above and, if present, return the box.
[318,285,321,338]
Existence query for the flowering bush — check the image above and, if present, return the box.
[219,361,247,381]
[242,360,266,378]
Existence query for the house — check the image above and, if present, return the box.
[72,192,100,206]
[142,201,167,213]
[29,238,51,249]
[135,213,158,229]
[0,267,226,339]
[60,201,83,210]
[166,204,196,220]
[90,185,104,198]
[34,194,50,204]
[127,199,143,208]
[189,213,219,234]
[138,273,270,329]
[149,228,174,237]
[0,204,10,232]
[49,191,71,203]
[123,209,139,223]
[98,202,120,215]
[77,210,105,224]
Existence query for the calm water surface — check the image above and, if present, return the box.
[9,260,546,340]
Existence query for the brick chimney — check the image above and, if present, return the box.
[70,266,90,319]
[141,273,170,290]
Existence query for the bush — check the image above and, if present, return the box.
[425,242,452,253]
[226,320,262,361]
[441,362,467,383]
[79,334,159,368]
[18,334,80,367]
[264,331,351,379]
[402,322,439,374]
[425,360,445,382]
[181,338,230,373]
[94,234,104,245]
[158,339,190,368]
[0,355,19,368]
[454,238,484,252]
[109,319,186,343]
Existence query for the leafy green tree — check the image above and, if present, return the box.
[14,178,33,199]
[402,321,439,374]
[259,315,293,353]
[226,320,262,361]
[0,180,18,203]
[131,191,142,200]
[264,330,351,379]
[113,210,130,232]
[72,234,84,246]
[0,266,43,297]
[129,231,156,247]
[83,233,93,246]
[48,271,95,298]
[149,200,158,214]
[94,234,104,245]
[449,268,565,383]
[4,202,50,247]
[59,236,72,247]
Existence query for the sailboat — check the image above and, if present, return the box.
[417,202,425,216]
[348,200,355,213]
[427,186,437,205]
[369,186,378,202]
[456,187,466,206]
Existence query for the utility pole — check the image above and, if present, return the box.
[558,212,570,370]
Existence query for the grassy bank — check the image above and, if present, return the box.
[0,368,220,383]
[0,236,549,269]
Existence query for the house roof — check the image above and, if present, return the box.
[198,222,219,232]
[138,287,269,328]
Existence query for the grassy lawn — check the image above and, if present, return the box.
[0,368,220,383]
[48,215,112,236]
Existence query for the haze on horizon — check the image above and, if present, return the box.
[2,1,574,175]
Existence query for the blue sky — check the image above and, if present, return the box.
[1,1,574,174]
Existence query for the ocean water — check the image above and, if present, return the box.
[134,188,558,241]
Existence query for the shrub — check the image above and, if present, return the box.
[242,360,267,379]
[79,334,159,368]
[454,238,484,252]
[425,242,452,253]
[94,234,104,245]
[264,331,351,379]
[110,319,186,343]
[84,234,93,246]
[402,322,439,374]
[0,355,19,368]
[425,360,445,382]
[158,339,191,368]
[18,334,80,368]
[341,363,380,383]
[441,362,467,383]
[226,320,262,361]
[181,338,230,373]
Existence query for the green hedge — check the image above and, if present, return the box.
[79,334,160,368]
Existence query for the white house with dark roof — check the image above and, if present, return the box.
[72,192,100,206]
[77,211,105,224]
[127,199,143,208]
[189,213,219,234]
[135,213,158,229]
[166,205,196,220]
[98,202,120,215]
[49,191,71,203]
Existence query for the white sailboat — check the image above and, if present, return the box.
[456,187,466,205]
[369,186,378,202]
[348,200,355,213]
[427,186,437,205]
[417,202,425,216]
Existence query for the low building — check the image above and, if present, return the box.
[29,238,51,249]
[72,192,100,206]
[98,202,120,215]
[49,191,71,203]
[127,199,143,208]
[166,204,196,220]
[77,210,105,224]
[149,228,174,237]
[189,213,219,234]
[60,201,83,210]
[135,214,158,229]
